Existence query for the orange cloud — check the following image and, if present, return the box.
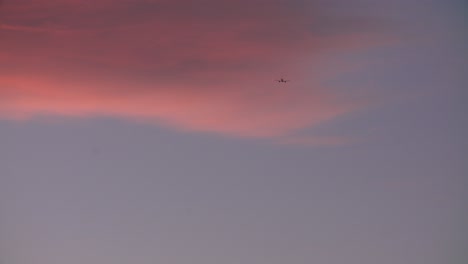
[0,0,388,143]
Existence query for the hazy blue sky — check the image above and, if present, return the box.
[1,0,466,264]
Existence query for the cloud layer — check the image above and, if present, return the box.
[0,0,386,142]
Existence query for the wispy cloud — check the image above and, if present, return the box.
[0,0,390,144]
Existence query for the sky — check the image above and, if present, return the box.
[0,0,466,264]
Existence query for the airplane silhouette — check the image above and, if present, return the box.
[276,78,289,83]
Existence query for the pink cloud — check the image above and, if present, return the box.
[0,0,388,143]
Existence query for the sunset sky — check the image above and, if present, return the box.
[0,0,466,264]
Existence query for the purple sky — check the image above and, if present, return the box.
[1,0,466,264]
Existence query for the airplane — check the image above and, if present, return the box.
[276,78,289,83]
